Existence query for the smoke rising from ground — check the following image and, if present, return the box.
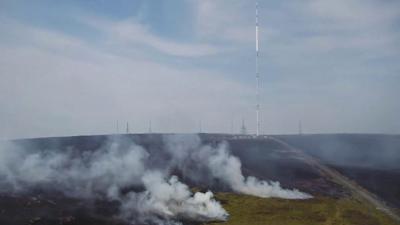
[164,135,312,199]
[0,139,227,224]
[206,145,311,199]
[0,134,311,224]
[118,172,227,224]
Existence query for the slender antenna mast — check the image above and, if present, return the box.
[230,118,234,134]
[148,120,152,133]
[199,120,202,133]
[240,118,247,135]
[299,120,303,135]
[255,1,261,136]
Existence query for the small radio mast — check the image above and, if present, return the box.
[230,118,234,134]
[148,120,152,133]
[240,118,247,135]
[199,119,202,133]
[299,120,303,135]
[255,1,261,136]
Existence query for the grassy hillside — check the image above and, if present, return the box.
[206,193,398,225]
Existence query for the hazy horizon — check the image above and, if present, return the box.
[1,0,399,139]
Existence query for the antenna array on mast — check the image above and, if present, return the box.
[255,1,261,136]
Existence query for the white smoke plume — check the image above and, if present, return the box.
[207,144,312,199]
[164,135,312,199]
[0,140,148,197]
[119,172,227,224]
[0,138,228,224]
[0,134,311,224]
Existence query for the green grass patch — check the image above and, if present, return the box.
[205,193,398,225]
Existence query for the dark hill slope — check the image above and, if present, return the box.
[11,133,344,197]
[277,134,400,208]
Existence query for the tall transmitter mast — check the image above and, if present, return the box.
[255,2,260,136]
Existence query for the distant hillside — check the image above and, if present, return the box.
[1,133,398,225]
[277,134,400,208]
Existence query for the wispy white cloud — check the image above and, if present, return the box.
[0,19,252,138]
[0,0,399,138]
[82,16,221,57]
[305,0,400,29]
[191,0,253,43]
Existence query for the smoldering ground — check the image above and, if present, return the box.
[0,134,311,225]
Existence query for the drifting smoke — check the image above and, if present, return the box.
[118,172,227,224]
[164,135,312,199]
[207,145,311,199]
[0,134,311,224]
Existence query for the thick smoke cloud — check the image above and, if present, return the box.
[0,135,311,224]
[118,172,227,224]
[206,145,311,199]
[0,140,148,197]
[164,135,312,199]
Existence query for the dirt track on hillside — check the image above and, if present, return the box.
[270,136,400,223]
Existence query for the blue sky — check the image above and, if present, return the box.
[0,0,399,138]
